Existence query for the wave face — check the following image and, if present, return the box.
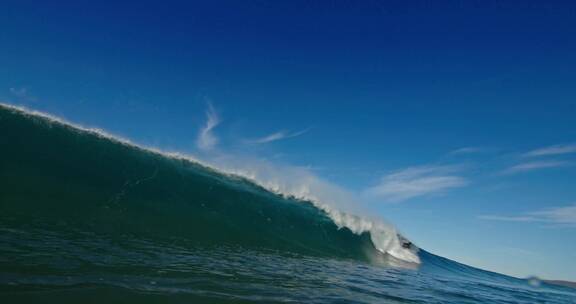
[1,104,575,304]
[0,104,384,260]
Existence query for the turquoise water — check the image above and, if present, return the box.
[1,104,575,303]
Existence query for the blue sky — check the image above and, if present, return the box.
[1,1,575,280]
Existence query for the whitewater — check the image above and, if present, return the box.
[0,102,575,303]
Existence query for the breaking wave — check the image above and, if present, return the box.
[0,103,418,264]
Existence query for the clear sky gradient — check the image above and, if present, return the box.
[1,0,575,280]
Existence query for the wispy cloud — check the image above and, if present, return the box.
[450,147,485,155]
[500,161,570,175]
[478,215,536,222]
[524,144,576,157]
[9,87,36,101]
[246,128,310,144]
[479,204,576,226]
[196,102,220,151]
[364,165,467,202]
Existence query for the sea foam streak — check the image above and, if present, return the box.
[0,102,419,264]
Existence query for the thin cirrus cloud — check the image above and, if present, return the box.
[479,204,576,226]
[196,102,221,151]
[195,102,309,150]
[9,87,36,102]
[364,165,468,202]
[523,144,576,157]
[245,128,310,144]
[500,160,570,175]
[449,147,485,155]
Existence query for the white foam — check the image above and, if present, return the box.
[0,102,420,264]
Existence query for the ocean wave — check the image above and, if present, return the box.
[0,102,419,264]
